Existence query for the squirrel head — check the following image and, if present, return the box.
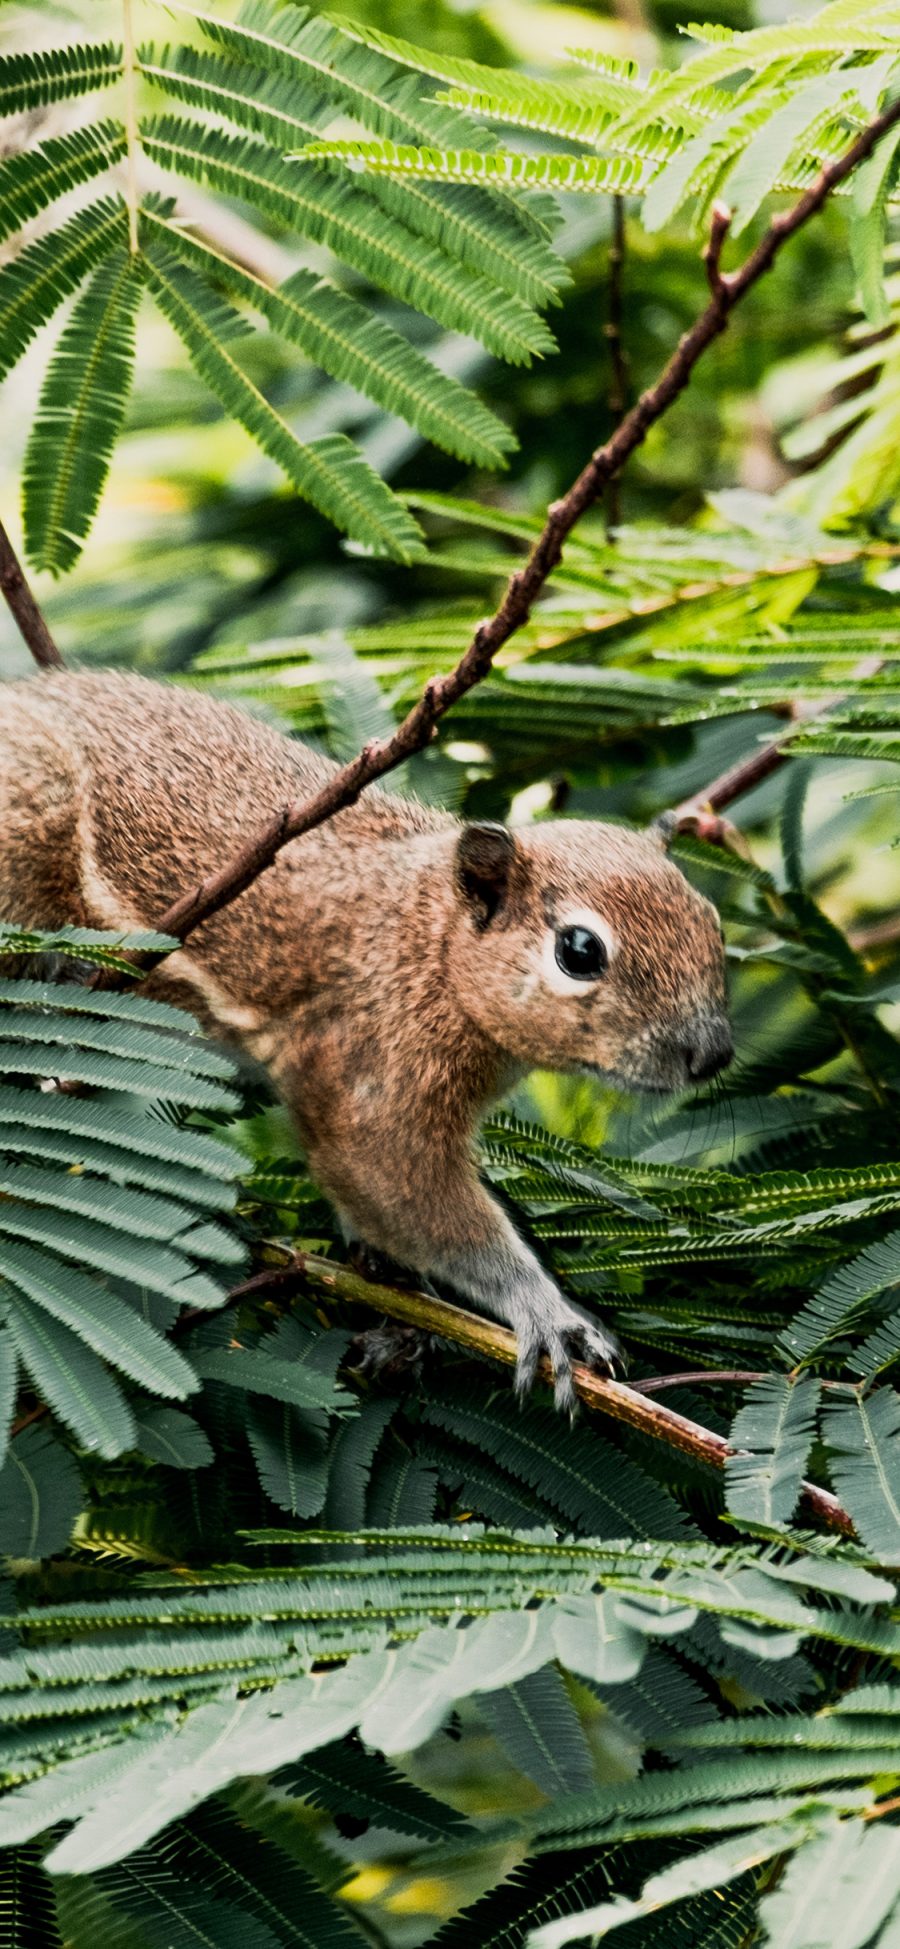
[447,819,731,1092]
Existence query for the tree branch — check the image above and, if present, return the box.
[127,93,900,961]
[662,651,887,845]
[0,518,64,670]
[292,1250,854,1538]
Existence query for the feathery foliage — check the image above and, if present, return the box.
[0,0,567,565]
[3,1,900,1943]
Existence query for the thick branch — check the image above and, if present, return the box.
[137,94,900,957]
[295,1251,854,1537]
[0,519,64,670]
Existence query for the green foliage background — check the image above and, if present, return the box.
[2,1,900,1944]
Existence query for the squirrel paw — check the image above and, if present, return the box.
[514,1300,622,1414]
[350,1319,430,1381]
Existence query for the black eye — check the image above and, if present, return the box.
[555,925,607,981]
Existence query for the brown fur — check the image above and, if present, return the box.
[0,671,731,1403]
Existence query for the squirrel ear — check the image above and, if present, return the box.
[456,822,517,926]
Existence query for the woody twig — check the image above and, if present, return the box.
[0,518,64,670]
[291,1251,854,1538]
[663,654,886,847]
[132,94,900,963]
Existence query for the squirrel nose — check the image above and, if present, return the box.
[682,1023,733,1082]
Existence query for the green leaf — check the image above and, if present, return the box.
[140,116,554,364]
[322,1397,394,1530]
[142,41,565,306]
[281,1738,470,1842]
[0,1424,84,1558]
[0,196,128,387]
[3,1295,137,1458]
[0,1231,202,1387]
[23,248,143,575]
[192,1346,353,1415]
[0,41,122,116]
[301,136,647,197]
[781,1234,900,1367]
[132,1407,214,1471]
[0,1327,16,1469]
[142,243,425,561]
[724,72,860,235]
[725,1377,822,1530]
[142,206,516,468]
[851,112,900,327]
[0,1084,239,1187]
[0,1844,61,1949]
[479,1665,595,1796]
[0,122,126,245]
[245,1398,330,1518]
[157,1800,368,1947]
[528,1821,817,1946]
[759,1818,900,1948]
[421,1386,692,1540]
[823,1389,900,1562]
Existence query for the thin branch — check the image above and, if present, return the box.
[633,1369,855,1395]
[862,1793,900,1823]
[604,194,629,535]
[664,652,886,842]
[0,518,64,669]
[632,1368,769,1394]
[704,199,732,298]
[293,1251,854,1537]
[119,92,900,965]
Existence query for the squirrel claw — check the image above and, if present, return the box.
[514,1306,622,1413]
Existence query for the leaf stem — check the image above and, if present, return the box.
[122,0,140,254]
[604,194,629,535]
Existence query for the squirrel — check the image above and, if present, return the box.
[0,670,732,1407]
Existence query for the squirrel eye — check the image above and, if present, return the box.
[555,925,607,981]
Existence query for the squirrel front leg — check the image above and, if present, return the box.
[425,1182,620,1411]
[320,1136,620,1411]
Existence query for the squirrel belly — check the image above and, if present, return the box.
[0,670,732,1407]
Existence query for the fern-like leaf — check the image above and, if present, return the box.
[0,1425,85,1558]
[479,1664,595,1796]
[141,116,554,364]
[725,1376,822,1529]
[23,249,143,576]
[142,243,424,561]
[0,122,126,245]
[141,206,516,469]
[302,137,648,197]
[823,1388,900,1561]
[1,1294,137,1458]
[0,197,128,388]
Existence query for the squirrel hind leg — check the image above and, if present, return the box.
[349,1319,432,1383]
[343,1236,442,1385]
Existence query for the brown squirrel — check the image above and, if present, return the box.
[0,671,731,1406]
